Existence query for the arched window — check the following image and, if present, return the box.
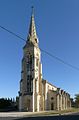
[35,38,37,43]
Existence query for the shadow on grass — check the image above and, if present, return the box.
[14,114,79,120]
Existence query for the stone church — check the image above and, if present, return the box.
[19,9,71,112]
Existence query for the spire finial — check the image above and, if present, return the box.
[31,6,34,16]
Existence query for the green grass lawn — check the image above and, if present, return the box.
[31,108,79,116]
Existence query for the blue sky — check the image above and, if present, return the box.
[0,0,79,98]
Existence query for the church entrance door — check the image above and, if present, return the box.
[51,103,54,110]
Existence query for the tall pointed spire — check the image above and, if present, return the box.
[27,7,38,45]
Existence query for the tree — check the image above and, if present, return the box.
[74,94,79,108]
[70,98,75,107]
[0,98,11,109]
[0,97,18,111]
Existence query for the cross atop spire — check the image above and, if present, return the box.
[27,7,38,45]
[31,6,34,16]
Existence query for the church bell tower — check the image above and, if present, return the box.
[19,7,43,112]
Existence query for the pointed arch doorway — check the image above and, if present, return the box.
[51,102,54,110]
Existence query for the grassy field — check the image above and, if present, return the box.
[31,108,79,116]
[0,108,79,117]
